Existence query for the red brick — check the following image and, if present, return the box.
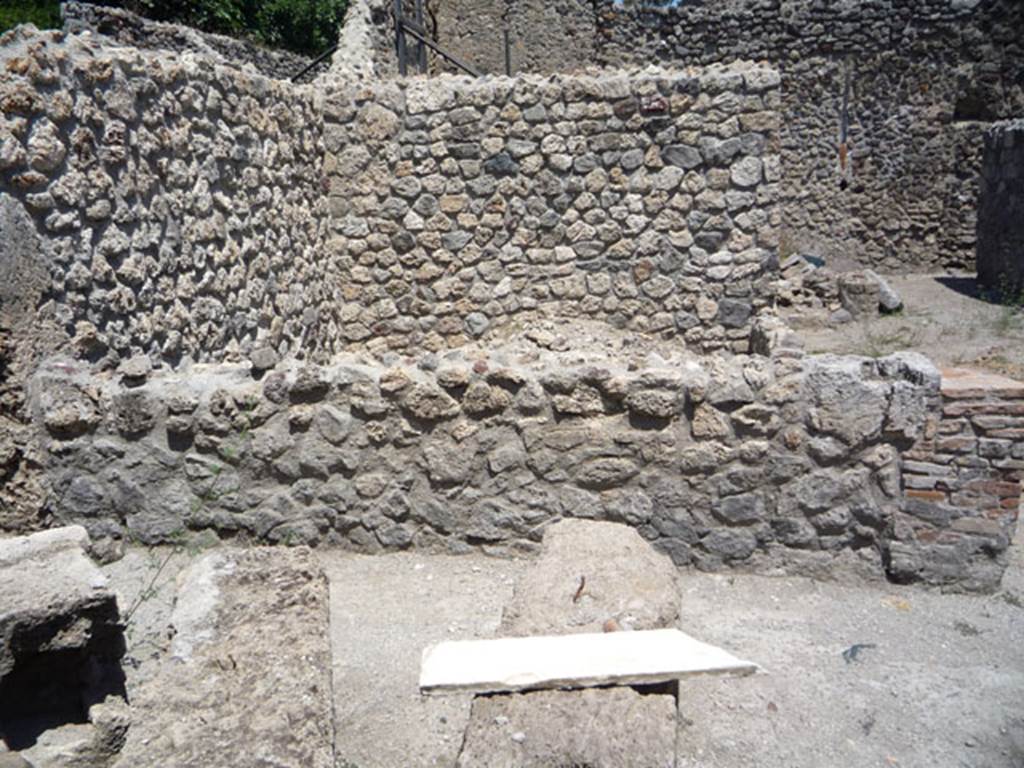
[962,479,1019,496]
[944,402,1024,417]
[935,437,977,453]
[905,489,947,502]
[972,415,1024,431]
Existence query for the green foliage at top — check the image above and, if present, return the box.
[124,0,347,55]
[0,0,62,33]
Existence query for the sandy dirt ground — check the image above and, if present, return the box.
[101,541,1024,768]
[795,275,1024,380]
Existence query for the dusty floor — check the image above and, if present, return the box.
[795,274,1024,380]
[103,541,1024,768]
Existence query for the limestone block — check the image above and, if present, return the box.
[420,628,758,695]
[838,272,880,319]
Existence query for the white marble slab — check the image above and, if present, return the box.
[419,628,759,695]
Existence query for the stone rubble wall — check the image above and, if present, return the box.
[0,28,779,369]
[323,63,782,355]
[29,343,1018,590]
[892,369,1023,591]
[977,119,1024,297]
[61,2,314,82]
[420,0,1024,273]
[0,27,337,368]
[598,0,1024,274]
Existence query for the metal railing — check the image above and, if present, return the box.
[291,43,340,82]
[292,0,503,82]
[393,0,487,77]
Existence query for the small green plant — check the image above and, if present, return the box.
[121,532,186,633]
[120,527,218,649]
[994,305,1022,336]
[992,279,1024,336]
[280,528,301,547]
[0,0,61,33]
[852,320,921,359]
[1000,589,1023,609]
[123,0,348,55]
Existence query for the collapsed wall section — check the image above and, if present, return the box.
[0,27,336,368]
[323,63,781,354]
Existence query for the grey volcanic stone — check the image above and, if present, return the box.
[250,346,280,372]
[717,298,753,328]
[702,528,758,560]
[113,547,334,768]
[456,687,676,768]
[117,355,151,385]
[574,457,639,489]
[483,152,519,176]
[500,518,680,636]
[663,144,702,169]
[465,312,490,337]
[624,388,681,418]
[112,390,156,437]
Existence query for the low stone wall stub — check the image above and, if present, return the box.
[891,368,1024,591]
